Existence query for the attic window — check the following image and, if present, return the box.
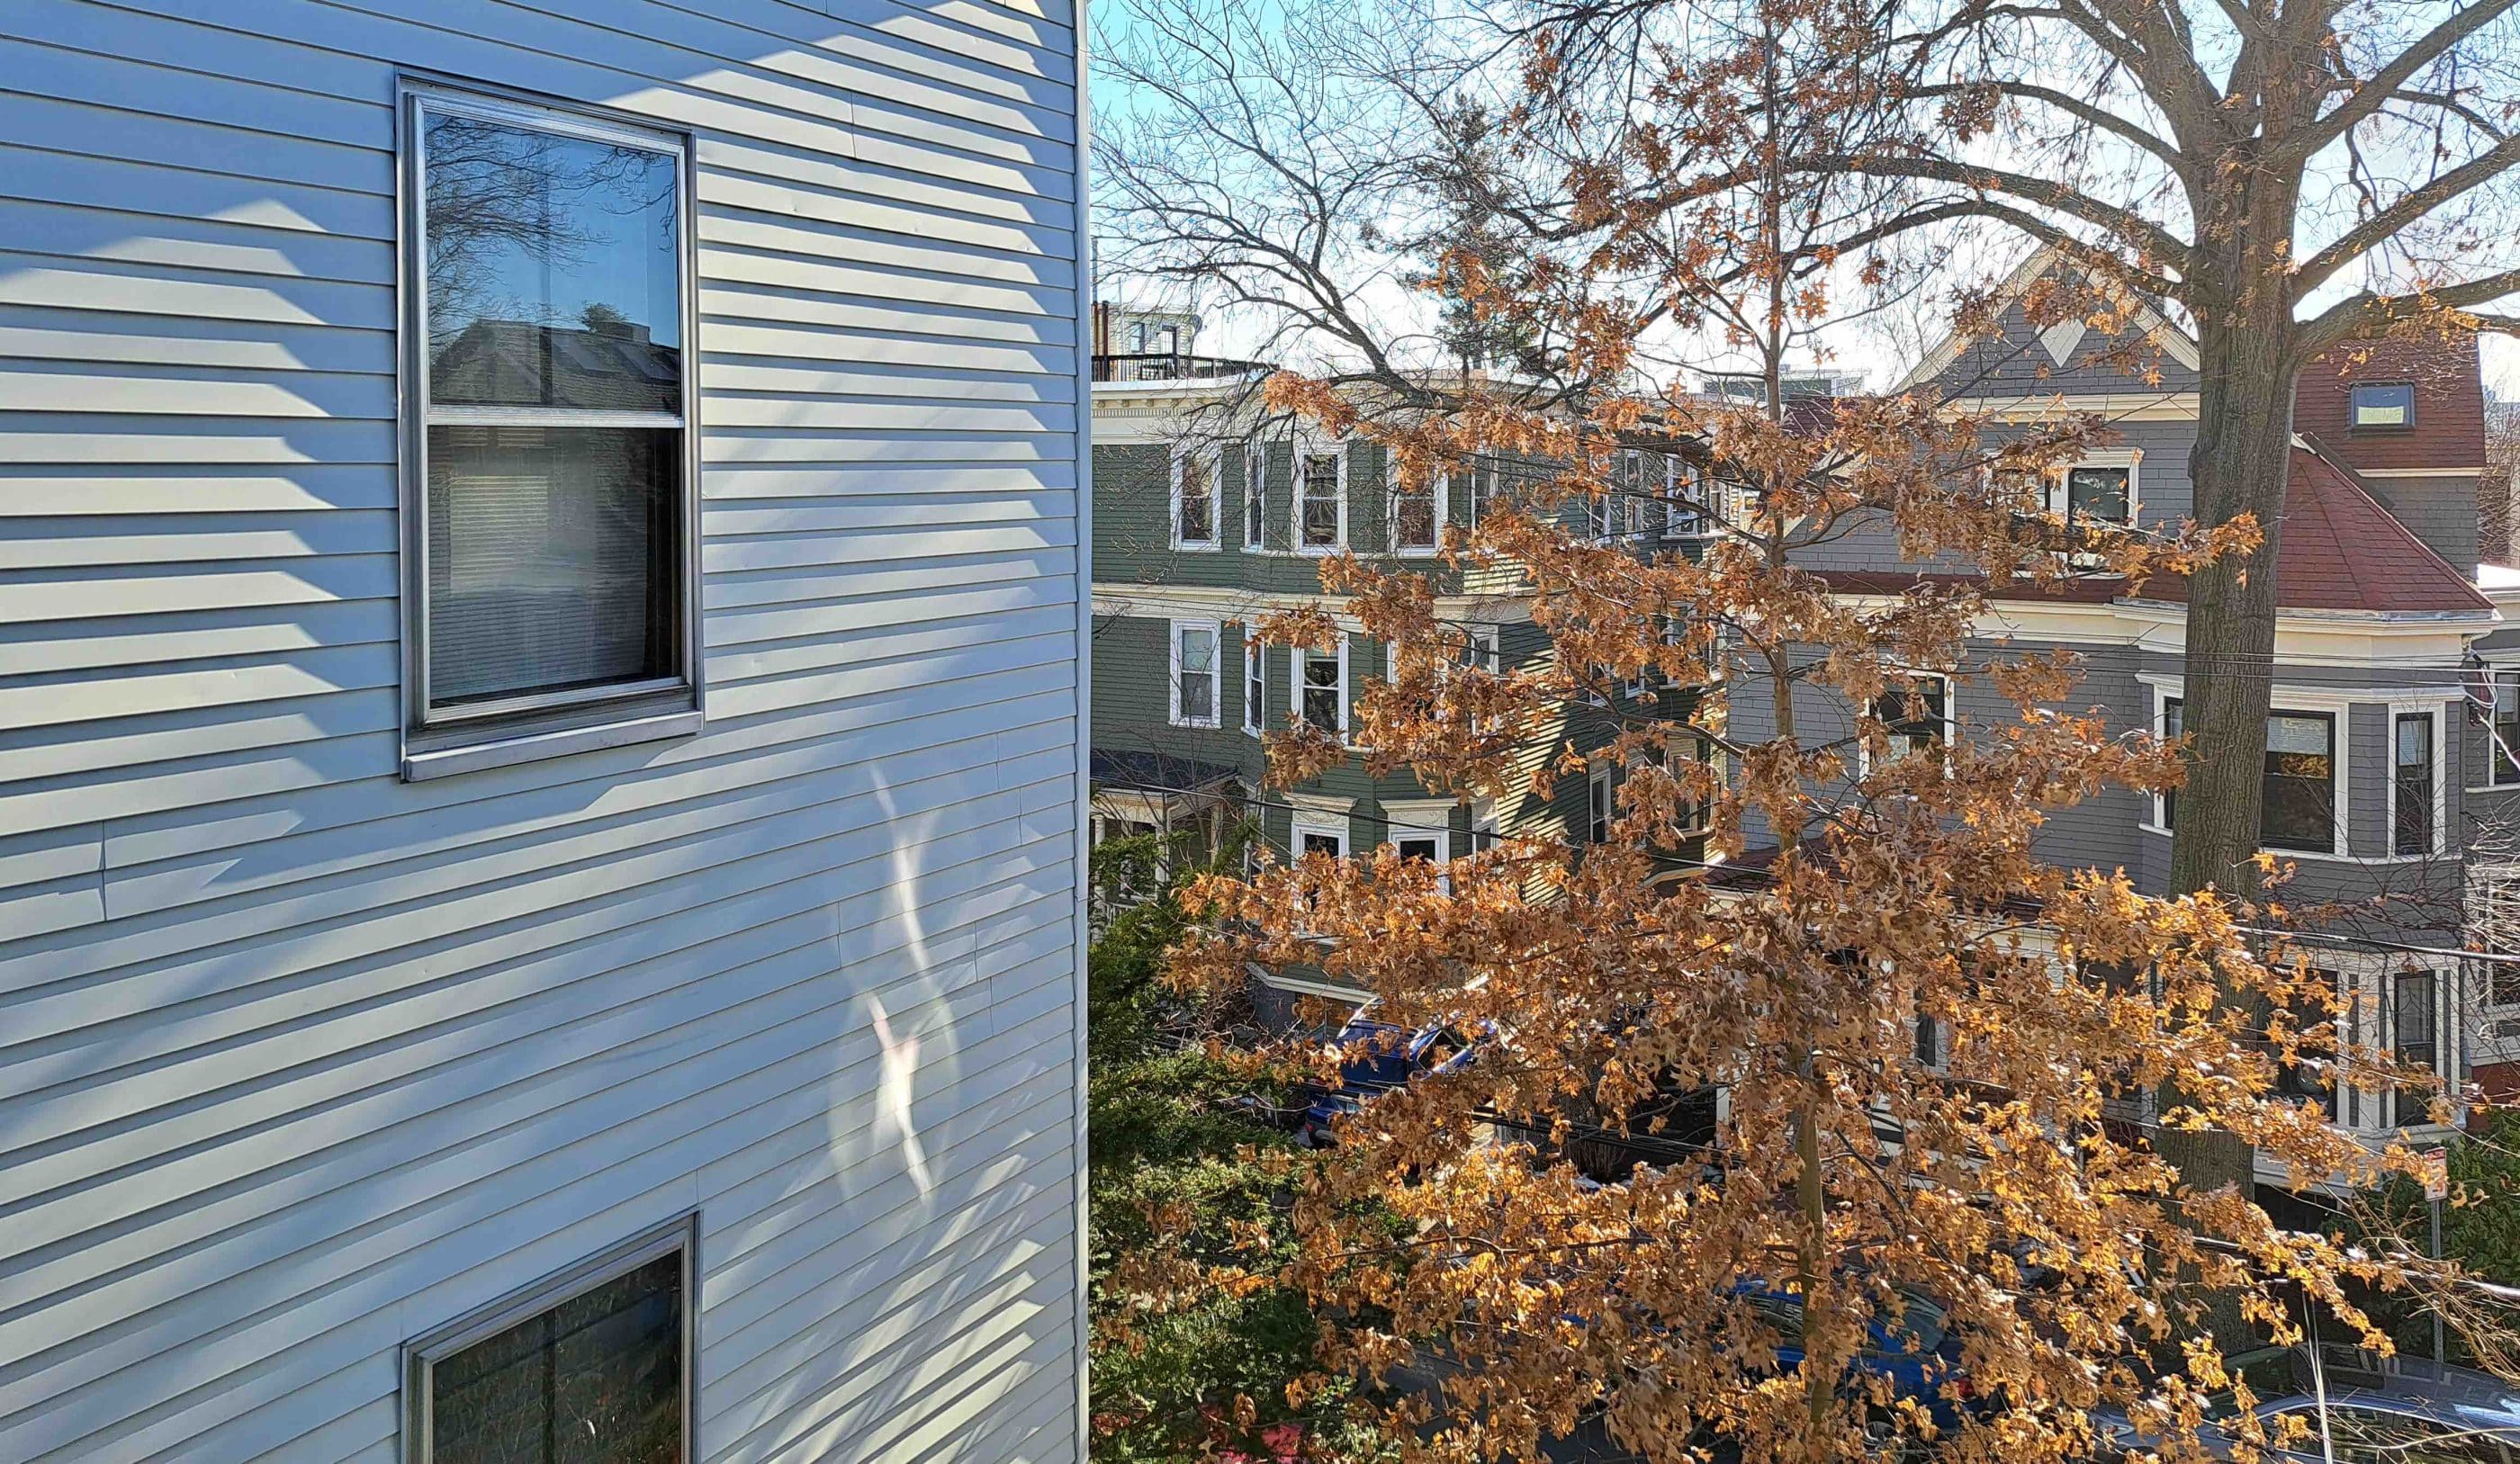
[2348,382,2415,431]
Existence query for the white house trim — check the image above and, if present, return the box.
[2387,699,2450,860]
[1290,638,1351,736]
[1167,616,1222,728]
[1169,442,1221,552]
[2140,675,2356,860]
[1292,438,1349,555]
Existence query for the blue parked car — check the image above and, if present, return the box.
[2090,1346,2520,1460]
[1727,1283,1983,1432]
[1296,1007,1479,1146]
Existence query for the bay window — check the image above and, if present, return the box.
[403,87,699,777]
[2392,711,2438,857]
[2262,712,2336,853]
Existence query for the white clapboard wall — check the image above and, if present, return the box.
[0,1,1087,1460]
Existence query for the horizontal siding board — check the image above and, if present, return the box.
[1,0,1083,1458]
[0,200,395,289]
[0,310,395,378]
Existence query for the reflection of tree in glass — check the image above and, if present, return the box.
[428,1252,680,1464]
[422,113,677,355]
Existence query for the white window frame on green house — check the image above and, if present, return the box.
[398,82,706,782]
[1451,458,1501,527]
[1292,639,1350,736]
[1293,439,1348,554]
[403,1214,698,1464]
[1388,464,1444,556]
[1662,454,1711,540]
[1241,439,1266,550]
[1243,629,1266,736]
[1588,761,1615,845]
[1170,442,1220,551]
[1384,796,1457,892]
[1169,617,1221,727]
[1290,807,1350,859]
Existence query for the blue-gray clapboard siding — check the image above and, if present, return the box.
[0,3,1084,1462]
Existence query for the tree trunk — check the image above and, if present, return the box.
[2172,307,2298,907]
[2165,281,2300,1352]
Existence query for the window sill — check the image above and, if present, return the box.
[402,706,703,781]
[1173,542,1222,552]
[1170,717,1223,731]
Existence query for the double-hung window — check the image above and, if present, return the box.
[1390,468,1442,554]
[2055,463,2133,525]
[1170,619,1220,727]
[1587,764,1615,845]
[1241,442,1266,550]
[1243,633,1266,736]
[2489,671,2520,787]
[1296,445,1346,552]
[405,1217,694,1464]
[2158,698,2339,855]
[2262,712,2337,854]
[1663,457,1707,540]
[1455,459,1500,527]
[404,89,700,778]
[1868,675,1951,772]
[1172,445,1218,549]
[1294,642,1347,735]
[2393,710,2439,857]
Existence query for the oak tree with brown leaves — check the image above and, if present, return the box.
[1118,4,2510,1459]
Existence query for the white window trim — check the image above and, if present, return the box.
[1450,460,1498,528]
[1240,440,1266,551]
[2472,667,2520,792]
[1293,439,1349,555]
[1389,466,1444,557]
[2048,448,2142,525]
[1858,671,1955,778]
[1291,638,1351,736]
[1383,796,1457,890]
[1587,762,1616,845]
[1168,617,1222,728]
[404,1213,698,1464]
[1290,812,1351,859]
[1662,455,1714,541]
[2140,675,2355,860]
[2388,701,2448,858]
[1171,443,1221,551]
[397,82,706,782]
[1242,630,1265,737]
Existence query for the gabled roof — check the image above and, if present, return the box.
[1815,445,2492,616]
[1892,246,2201,396]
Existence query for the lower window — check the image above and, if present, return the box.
[407,1219,693,1464]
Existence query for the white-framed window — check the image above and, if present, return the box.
[1295,442,1347,552]
[1171,444,1220,550]
[1241,440,1266,550]
[1863,673,1952,775]
[1385,798,1456,890]
[400,85,702,780]
[1292,813,1349,859]
[1460,624,1502,675]
[1169,618,1221,727]
[1453,458,1502,527]
[2392,705,2445,858]
[2154,688,2344,858]
[1243,632,1265,736]
[1292,640,1349,734]
[2049,452,2138,526]
[1671,733,1716,834]
[1662,455,1710,540]
[2484,670,2520,788]
[2468,867,2520,1009]
[404,1215,694,1463]
[1587,762,1615,845]
[1389,466,1443,555]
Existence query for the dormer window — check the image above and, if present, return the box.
[2348,382,2415,431]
